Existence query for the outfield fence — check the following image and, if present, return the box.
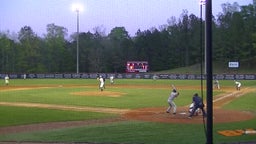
[0,73,255,80]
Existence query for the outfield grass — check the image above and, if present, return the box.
[0,79,255,144]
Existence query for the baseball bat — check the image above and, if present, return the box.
[171,84,176,90]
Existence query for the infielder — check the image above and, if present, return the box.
[4,75,9,85]
[214,79,220,89]
[234,80,241,91]
[166,84,179,115]
[99,76,104,91]
[110,75,114,84]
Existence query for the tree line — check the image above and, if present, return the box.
[0,3,255,73]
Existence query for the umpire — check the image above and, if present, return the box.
[188,93,207,119]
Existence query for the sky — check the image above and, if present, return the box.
[0,0,252,37]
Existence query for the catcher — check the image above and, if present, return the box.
[188,102,200,116]
[188,93,207,119]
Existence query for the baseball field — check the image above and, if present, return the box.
[0,79,255,144]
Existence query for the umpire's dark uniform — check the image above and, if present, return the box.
[188,93,207,118]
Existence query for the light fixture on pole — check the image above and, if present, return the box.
[72,4,83,74]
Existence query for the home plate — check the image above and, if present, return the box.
[179,112,187,115]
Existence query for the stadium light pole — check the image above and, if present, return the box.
[72,4,83,74]
[199,0,206,74]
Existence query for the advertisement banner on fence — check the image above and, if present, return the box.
[0,73,255,80]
